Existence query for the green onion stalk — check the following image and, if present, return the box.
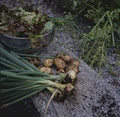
[0,47,74,108]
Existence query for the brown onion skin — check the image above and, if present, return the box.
[56,52,71,62]
[56,52,63,58]
[66,64,79,73]
[70,58,80,66]
[61,54,71,62]
[54,58,66,70]
[29,58,41,67]
[40,67,53,74]
[57,69,65,75]
[67,70,76,80]
[65,70,77,84]
[43,59,53,67]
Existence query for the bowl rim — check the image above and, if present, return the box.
[1,29,54,40]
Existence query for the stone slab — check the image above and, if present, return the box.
[32,40,120,117]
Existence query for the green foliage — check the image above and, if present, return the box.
[40,21,54,34]
[78,1,120,69]
[0,6,50,36]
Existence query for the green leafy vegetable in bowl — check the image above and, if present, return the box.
[0,5,54,47]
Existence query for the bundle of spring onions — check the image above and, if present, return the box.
[0,47,74,108]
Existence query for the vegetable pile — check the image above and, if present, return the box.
[38,52,80,84]
[0,5,54,35]
[0,5,54,46]
[0,47,80,108]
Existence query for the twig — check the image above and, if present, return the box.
[44,89,58,117]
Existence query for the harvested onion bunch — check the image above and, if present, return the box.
[70,58,80,66]
[29,57,41,67]
[66,70,77,84]
[43,59,53,67]
[56,52,71,62]
[0,47,74,108]
[40,67,54,74]
[66,64,79,73]
[55,52,80,84]
[54,58,66,70]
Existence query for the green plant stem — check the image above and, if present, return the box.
[0,56,24,69]
[14,53,55,59]
[84,21,109,58]
[17,71,49,76]
[106,12,115,46]
[0,70,64,81]
[2,87,41,103]
[90,11,108,33]
[21,59,39,71]
[84,1,98,11]
[0,71,46,81]
[1,82,38,93]
[36,80,66,91]
[1,87,45,108]
[0,61,19,69]
[0,47,34,71]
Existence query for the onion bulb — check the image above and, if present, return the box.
[66,83,74,92]
[57,69,65,75]
[67,70,76,80]
[56,52,71,62]
[70,58,80,66]
[64,70,77,84]
[43,59,53,67]
[29,58,40,67]
[66,64,79,73]
[40,67,53,74]
[54,58,66,70]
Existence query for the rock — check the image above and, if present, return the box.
[32,40,120,117]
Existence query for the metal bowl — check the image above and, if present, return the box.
[0,29,54,53]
